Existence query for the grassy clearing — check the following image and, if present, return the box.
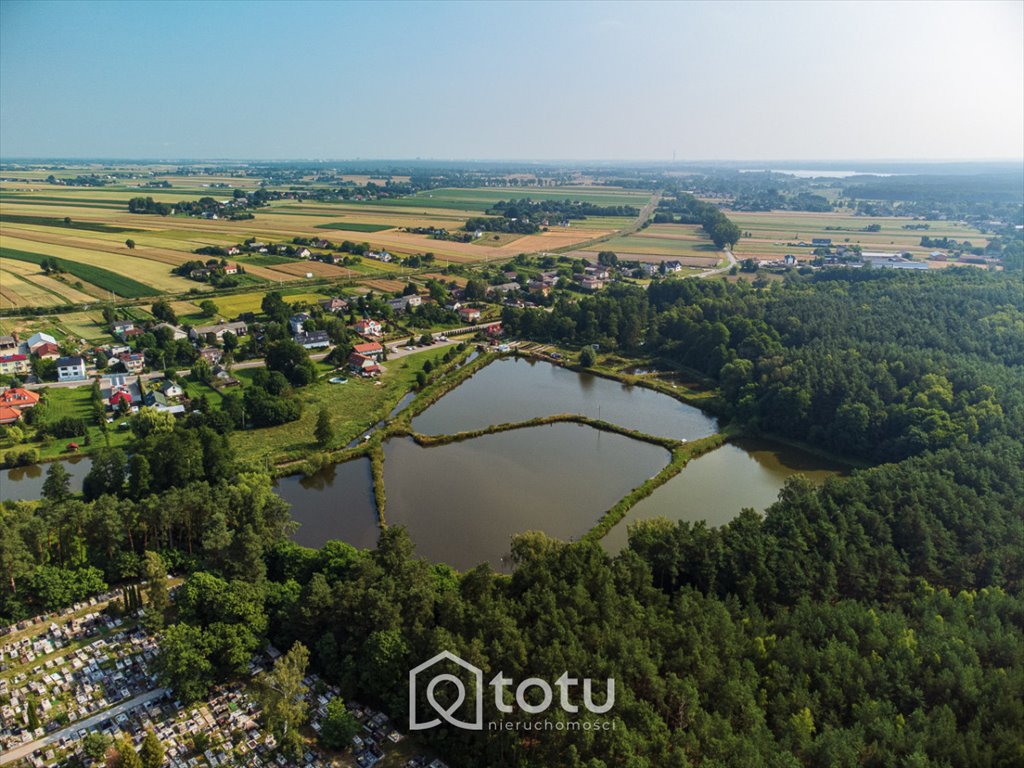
[315,222,394,233]
[0,245,156,298]
[231,347,448,465]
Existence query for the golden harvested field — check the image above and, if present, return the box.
[0,258,100,303]
[0,265,64,307]
[360,279,408,294]
[729,211,991,260]
[268,261,359,279]
[0,233,194,292]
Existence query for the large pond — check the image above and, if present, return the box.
[600,438,848,553]
[412,356,718,441]
[383,423,669,570]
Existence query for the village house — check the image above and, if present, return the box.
[157,379,184,399]
[0,354,30,376]
[320,297,349,313]
[348,352,381,377]
[489,282,521,295]
[153,322,188,341]
[33,341,61,360]
[227,246,241,256]
[0,335,17,353]
[189,321,247,341]
[811,238,832,247]
[0,386,40,411]
[295,330,330,350]
[585,266,610,280]
[527,279,551,296]
[640,262,658,276]
[27,332,57,353]
[354,319,383,337]
[784,254,797,266]
[458,307,482,323]
[123,327,144,341]
[289,313,310,335]
[199,347,224,364]
[117,352,145,374]
[352,341,384,359]
[0,406,21,426]
[579,276,605,291]
[387,295,423,313]
[223,263,240,275]
[110,320,134,339]
[56,355,87,382]
[295,247,312,259]
[663,261,684,273]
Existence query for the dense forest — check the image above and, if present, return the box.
[502,269,1024,464]
[2,268,1022,766]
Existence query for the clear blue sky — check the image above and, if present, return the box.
[1,0,1021,161]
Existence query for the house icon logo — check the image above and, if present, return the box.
[408,650,483,731]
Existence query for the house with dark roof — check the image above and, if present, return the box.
[56,356,87,382]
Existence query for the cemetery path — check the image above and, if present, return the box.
[0,688,170,765]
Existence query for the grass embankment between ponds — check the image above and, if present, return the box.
[408,412,679,451]
[583,428,733,543]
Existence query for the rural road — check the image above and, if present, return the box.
[697,248,737,278]
[0,688,170,765]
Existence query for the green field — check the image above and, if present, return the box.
[359,186,652,212]
[315,222,395,233]
[0,246,157,298]
[211,290,331,318]
[0,213,140,233]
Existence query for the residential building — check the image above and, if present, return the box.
[110,320,134,338]
[0,354,31,376]
[320,297,349,313]
[117,352,145,374]
[56,356,87,382]
[189,321,247,341]
[354,319,383,337]
[0,387,40,410]
[295,331,330,349]
[34,343,61,362]
[459,307,482,323]
[158,379,184,399]
[352,342,384,359]
[27,332,57,352]
[153,323,188,341]
[295,247,312,259]
[199,347,224,364]
[387,295,422,313]
[289,313,310,335]
[663,261,683,273]
[348,353,381,377]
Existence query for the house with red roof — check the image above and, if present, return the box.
[352,342,384,359]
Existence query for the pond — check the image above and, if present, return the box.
[1,456,92,502]
[600,438,849,553]
[383,423,670,570]
[412,356,718,441]
[273,457,379,551]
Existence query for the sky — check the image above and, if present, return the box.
[1,0,1022,162]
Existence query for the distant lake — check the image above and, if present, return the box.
[739,169,901,178]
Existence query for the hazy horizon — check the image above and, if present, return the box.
[2,0,1022,161]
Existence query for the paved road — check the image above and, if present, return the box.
[0,688,170,765]
[697,248,738,278]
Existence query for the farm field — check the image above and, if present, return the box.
[359,186,653,211]
[0,257,99,303]
[578,223,721,265]
[209,290,331,318]
[729,211,991,261]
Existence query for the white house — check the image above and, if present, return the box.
[56,355,87,382]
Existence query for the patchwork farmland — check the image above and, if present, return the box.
[0,175,652,309]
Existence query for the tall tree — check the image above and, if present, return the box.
[255,641,310,759]
[142,551,170,631]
